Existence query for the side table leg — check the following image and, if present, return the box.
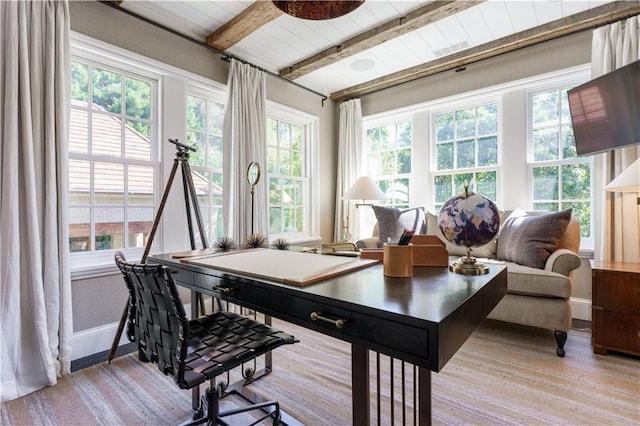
[352,344,369,426]
[418,367,432,426]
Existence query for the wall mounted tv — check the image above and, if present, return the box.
[567,59,640,156]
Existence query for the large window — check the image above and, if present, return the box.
[432,102,499,210]
[365,120,412,207]
[69,60,157,259]
[529,87,593,242]
[186,92,225,243]
[267,117,307,238]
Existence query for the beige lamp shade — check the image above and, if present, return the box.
[342,176,386,201]
[604,158,640,193]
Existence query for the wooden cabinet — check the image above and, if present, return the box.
[591,260,640,356]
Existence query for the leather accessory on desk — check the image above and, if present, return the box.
[410,235,449,266]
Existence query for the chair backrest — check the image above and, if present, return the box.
[114,252,188,384]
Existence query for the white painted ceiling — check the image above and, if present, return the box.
[118,1,616,97]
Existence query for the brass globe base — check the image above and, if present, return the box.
[449,255,489,275]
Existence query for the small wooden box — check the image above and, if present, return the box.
[359,248,384,261]
[410,235,449,267]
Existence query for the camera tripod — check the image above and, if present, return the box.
[108,138,210,362]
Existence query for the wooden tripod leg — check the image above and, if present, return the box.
[107,302,129,363]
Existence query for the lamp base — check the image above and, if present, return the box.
[449,255,489,275]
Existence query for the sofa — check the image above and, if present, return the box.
[356,207,582,357]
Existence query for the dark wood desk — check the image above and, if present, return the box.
[150,252,507,425]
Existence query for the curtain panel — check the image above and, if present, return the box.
[0,0,72,402]
[334,99,363,243]
[222,59,267,244]
[592,15,640,263]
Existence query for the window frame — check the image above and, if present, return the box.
[266,101,320,244]
[525,77,595,250]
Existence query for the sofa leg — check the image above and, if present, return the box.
[554,330,567,357]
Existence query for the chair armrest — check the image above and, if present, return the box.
[355,237,379,249]
[544,249,581,276]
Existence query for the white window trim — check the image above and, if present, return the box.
[266,100,320,245]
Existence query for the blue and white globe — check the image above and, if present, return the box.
[438,190,500,250]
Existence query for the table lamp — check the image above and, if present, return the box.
[341,176,386,241]
[604,157,640,203]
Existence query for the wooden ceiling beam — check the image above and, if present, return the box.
[330,1,640,102]
[206,0,283,51]
[279,0,485,80]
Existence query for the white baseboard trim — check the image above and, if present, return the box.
[72,302,197,361]
[570,297,591,321]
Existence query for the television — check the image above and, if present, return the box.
[567,59,640,156]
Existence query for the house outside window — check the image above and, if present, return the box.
[186,91,225,243]
[365,120,412,208]
[528,87,593,244]
[69,60,158,260]
[432,102,499,210]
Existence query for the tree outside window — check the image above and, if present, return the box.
[186,93,224,242]
[530,89,592,239]
[433,103,498,210]
[267,118,307,237]
[366,121,412,208]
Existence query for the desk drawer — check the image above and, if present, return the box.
[193,273,269,307]
[271,291,429,361]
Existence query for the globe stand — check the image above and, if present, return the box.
[449,247,489,275]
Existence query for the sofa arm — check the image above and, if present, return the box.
[355,237,379,249]
[544,249,581,276]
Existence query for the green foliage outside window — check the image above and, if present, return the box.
[531,89,592,238]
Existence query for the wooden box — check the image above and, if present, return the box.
[410,235,449,267]
[359,248,384,261]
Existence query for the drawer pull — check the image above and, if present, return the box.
[211,285,232,294]
[310,311,346,328]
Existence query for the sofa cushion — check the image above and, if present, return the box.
[496,208,572,269]
[372,205,426,247]
[425,211,498,258]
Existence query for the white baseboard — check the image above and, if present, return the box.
[570,297,591,321]
[72,302,197,361]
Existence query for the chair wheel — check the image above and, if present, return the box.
[244,367,255,379]
[192,408,203,420]
[556,347,565,357]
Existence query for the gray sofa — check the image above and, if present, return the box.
[356,209,582,357]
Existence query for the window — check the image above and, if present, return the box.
[529,87,593,243]
[186,92,225,243]
[365,120,412,207]
[432,102,499,210]
[69,60,157,259]
[266,117,308,238]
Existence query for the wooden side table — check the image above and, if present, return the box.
[590,260,640,356]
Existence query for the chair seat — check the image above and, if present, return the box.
[181,311,297,389]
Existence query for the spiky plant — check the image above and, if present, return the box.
[243,233,269,249]
[213,236,237,252]
[271,238,290,250]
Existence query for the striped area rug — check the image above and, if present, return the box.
[2,319,638,425]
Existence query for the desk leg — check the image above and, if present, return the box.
[191,291,200,411]
[418,367,432,426]
[351,344,369,426]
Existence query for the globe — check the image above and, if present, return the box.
[438,188,500,274]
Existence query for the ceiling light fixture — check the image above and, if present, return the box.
[350,58,375,72]
[272,1,365,20]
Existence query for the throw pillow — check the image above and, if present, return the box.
[496,208,572,269]
[372,205,426,247]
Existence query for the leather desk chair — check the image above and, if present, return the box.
[115,252,297,425]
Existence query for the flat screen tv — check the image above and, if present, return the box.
[567,59,640,156]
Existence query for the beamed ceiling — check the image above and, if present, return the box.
[107,0,640,102]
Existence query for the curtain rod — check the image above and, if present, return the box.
[98,1,328,105]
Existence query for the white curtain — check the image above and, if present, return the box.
[334,99,363,242]
[592,15,640,263]
[222,59,267,244]
[0,0,72,402]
